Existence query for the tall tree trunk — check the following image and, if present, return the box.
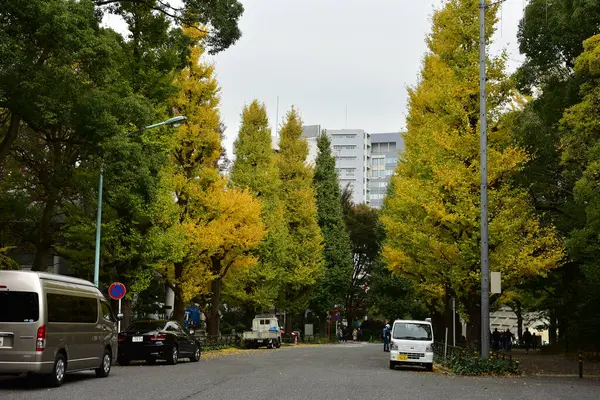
[549,308,557,345]
[172,284,185,322]
[285,312,293,334]
[31,243,51,272]
[170,261,186,321]
[122,298,133,329]
[431,308,445,342]
[466,301,481,350]
[515,301,523,344]
[31,194,57,271]
[207,278,221,336]
[0,113,21,168]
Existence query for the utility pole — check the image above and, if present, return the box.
[479,0,490,360]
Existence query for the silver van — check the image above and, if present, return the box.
[0,271,118,386]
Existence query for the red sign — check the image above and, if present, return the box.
[108,282,126,300]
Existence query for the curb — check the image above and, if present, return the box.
[433,363,452,375]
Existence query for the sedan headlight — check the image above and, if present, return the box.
[426,344,433,352]
[390,342,398,350]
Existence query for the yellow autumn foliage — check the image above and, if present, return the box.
[380,0,563,332]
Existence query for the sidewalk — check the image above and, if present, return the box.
[512,349,600,379]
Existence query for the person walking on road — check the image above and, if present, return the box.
[383,324,392,352]
[523,327,532,352]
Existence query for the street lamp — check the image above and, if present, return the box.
[93,116,187,287]
[479,0,505,359]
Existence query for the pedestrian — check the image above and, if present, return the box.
[357,327,362,342]
[492,328,501,351]
[505,329,513,351]
[382,323,391,352]
[352,328,357,342]
[523,327,532,352]
[532,332,537,351]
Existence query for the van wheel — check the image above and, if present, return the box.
[46,353,66,387]
[275,339,281,348]
[95,349,112,378]
[389,361,396,370]
[425,363,433,372]
[167,345,178,365]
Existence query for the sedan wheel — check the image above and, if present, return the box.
[191,346,200,362]
[167,346,178,365]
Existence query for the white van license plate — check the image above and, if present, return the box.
[132,336,143,342]
[0,337,3,347]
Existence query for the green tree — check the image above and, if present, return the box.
[309,132,354,330]
[0,0,157,276]
[226,100,287,311]
[558,34,600,347]
[511,0,600,346]
[276,107,324,332]
[340,189,384,323]
[94,0,244,54]
[380,0,563,343]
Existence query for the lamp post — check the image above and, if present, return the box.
[93,116,187,287]
[479,0,505,359]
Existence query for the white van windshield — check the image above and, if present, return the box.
[392,322,432,341]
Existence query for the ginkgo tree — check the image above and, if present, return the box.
[276,108,324,332]
[155,27,265,329]
[226,100,287,312]
[380,0,563,342]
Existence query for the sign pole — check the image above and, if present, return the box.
[118,298,122,333]
[452,297,456,347]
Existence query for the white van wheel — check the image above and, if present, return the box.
[95,349,112,378]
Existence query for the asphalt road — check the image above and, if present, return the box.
[1,342,598,400]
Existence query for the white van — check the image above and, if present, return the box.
[0,271,119,386]
[389,319,434,371]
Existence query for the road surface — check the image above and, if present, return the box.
[1,342,598,399]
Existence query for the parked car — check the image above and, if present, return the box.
[117,320,200,365]
[389,319,434,371]
[0,271,119,387]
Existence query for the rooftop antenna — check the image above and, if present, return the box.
[275,95,279,137]
[345,104,348,129]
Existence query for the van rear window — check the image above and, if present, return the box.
[0,291,39,322]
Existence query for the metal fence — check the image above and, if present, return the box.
[195,334,241,349]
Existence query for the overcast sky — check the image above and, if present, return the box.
[104,0,527,156]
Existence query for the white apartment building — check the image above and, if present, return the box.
[302,125,371,205]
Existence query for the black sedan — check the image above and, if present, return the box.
[117,320,200,365]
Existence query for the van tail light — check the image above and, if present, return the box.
[36,325,46,352]
[150,334,167,341]
[118,334,126,342]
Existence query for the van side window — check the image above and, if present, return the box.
[100,301,116,323]
[47,294,98,323]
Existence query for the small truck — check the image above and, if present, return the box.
[242,314,282,349]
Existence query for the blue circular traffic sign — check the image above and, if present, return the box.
[109,282,126,300]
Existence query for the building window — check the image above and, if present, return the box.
[333,145,357,150]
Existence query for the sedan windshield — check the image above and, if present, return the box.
[127,320,166,332]
[392,323,432,341]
